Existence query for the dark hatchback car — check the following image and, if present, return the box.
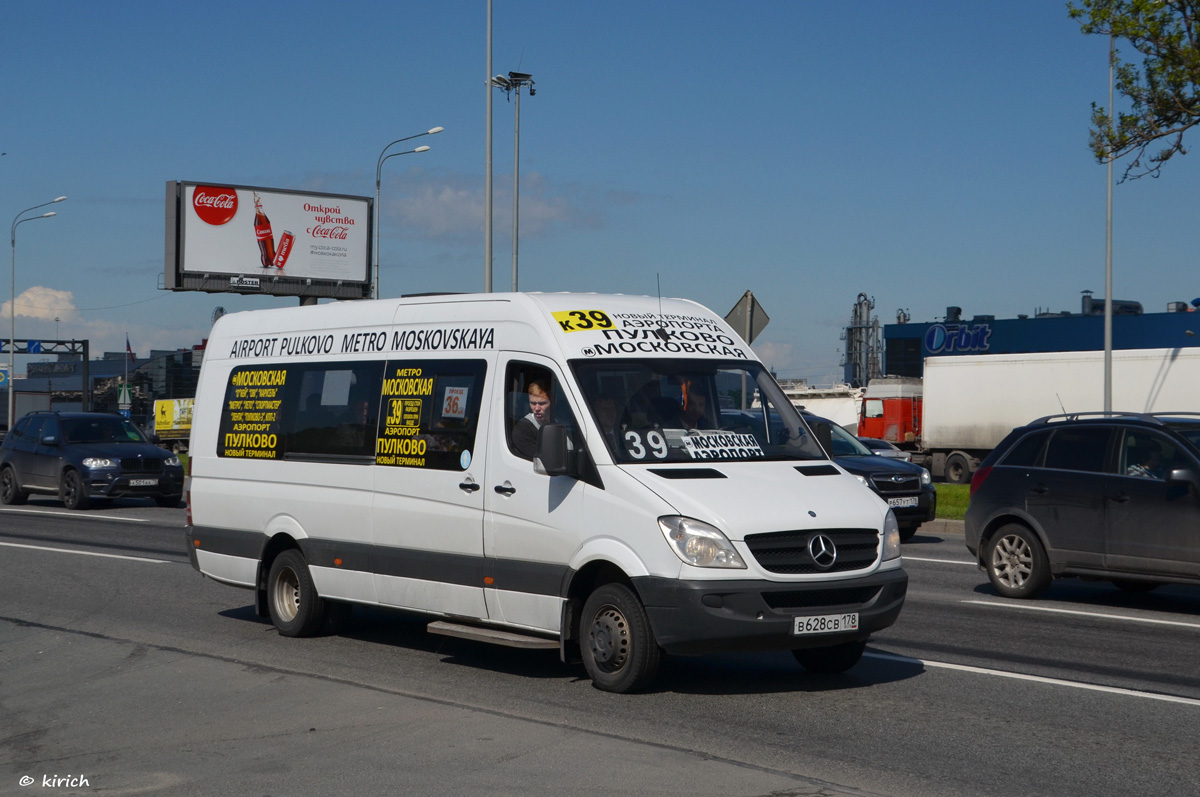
[807,414,936,542]
[0,411,185,509]
[965,412,1200,598]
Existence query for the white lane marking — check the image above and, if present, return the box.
[865,651,1200,707]
[963,599,1200,630]
[0,541,169,564]
[0,507,152,523]
[904,555,976,566]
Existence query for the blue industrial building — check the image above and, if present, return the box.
[883,293,1200,377]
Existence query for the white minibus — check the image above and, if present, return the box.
[186,292,906,692]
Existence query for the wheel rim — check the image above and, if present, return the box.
[1,471,12,500]
[64,474,79,504]
[587,604,630,674]
[272,567,301,622]
[991,534,1033,589]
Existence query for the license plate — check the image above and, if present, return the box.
[793,613,858,635]
[887,496,919,508]
[129,478,158,487]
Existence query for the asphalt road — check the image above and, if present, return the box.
[2,503,1200,796]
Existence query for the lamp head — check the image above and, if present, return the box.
[427,126,444,135]
[52,196,67,203]
[414,145,431,153]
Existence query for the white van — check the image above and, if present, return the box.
[186,292,906,692]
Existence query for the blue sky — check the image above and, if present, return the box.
[2,1,1196,383]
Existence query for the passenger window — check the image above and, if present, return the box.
[22,417,48,448]
[1043,427,1112,473]
[285,364,384,457]
[1000,430,1050,467]
[376,360,487,471]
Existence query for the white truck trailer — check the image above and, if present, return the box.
[898,348,1200,483]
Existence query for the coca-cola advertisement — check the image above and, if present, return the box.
[165,181,372,300]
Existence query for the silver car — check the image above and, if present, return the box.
[857,437,912,462]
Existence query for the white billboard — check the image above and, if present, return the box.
[165,181,372,300]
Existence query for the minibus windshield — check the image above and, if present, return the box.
[571,359,828,464]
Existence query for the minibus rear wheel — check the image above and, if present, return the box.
[580,583,662,693]
[267,549,328,637]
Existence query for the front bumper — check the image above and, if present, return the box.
[85,471,185,498]
[633,566,908,655]
[886,486,937,528]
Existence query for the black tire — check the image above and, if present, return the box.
[985,523,1051,599]
[793,639,867,674]
[60,470,91,510]
[945,454,971,484]
[154,495,182,508]
[580,583,662,693]
[1112,579,1161,593]
[0,466,28,505]
[898,525,918,543]
[267,549,328,637]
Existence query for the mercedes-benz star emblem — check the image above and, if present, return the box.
[808,533,838,569]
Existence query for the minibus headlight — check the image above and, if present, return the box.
[882,510,902,561]
[658,516,746,569]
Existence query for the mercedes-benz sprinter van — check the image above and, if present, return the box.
[186,292,906,692]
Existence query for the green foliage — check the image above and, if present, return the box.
[1068,0,1200,179]
[936,483,970,520]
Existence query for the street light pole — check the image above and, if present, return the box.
[374,127,441,300]
[1104,34,1114,413]
[492,71,535,292]
[9,196,66,429]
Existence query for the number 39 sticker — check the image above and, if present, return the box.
[552,309,613,333]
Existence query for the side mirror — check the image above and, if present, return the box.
[534,423,570,477]
[811,421,833,458]
[1167,468,1200,489]
[40,435,58,446]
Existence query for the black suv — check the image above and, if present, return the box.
[0,411,185,509]
[806,413,936,542]
[965,412,1200,598]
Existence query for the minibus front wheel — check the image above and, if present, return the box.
[267,549,328,637]
[580,583,662,693]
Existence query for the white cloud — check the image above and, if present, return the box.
[3,286,78,321]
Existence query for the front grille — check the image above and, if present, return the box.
[869,474,920,494]
[761,586,881,609]
[744,528,879,574]
[120,458,163,473]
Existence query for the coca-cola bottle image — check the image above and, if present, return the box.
[253,192,276,268]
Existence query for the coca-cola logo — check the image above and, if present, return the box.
[307,224,349,240]
[192,186,239,225]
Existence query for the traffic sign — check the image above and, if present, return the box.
[118,383,133,409]
[26,340,41,354]
[725,291,770,344]
[0,367,8,388]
